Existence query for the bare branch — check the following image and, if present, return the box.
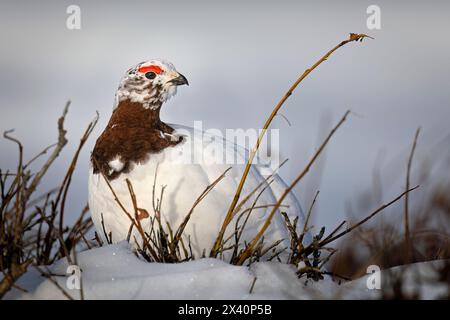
[24,101,70,201]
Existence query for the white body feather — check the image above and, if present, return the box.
[89,125,308,258]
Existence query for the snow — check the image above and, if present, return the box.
[343,260,450,299]
[4,242,448,300]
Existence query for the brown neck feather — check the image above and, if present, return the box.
[91,99,182,180]
[109,100,162,128]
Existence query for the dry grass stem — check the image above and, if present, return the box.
[211,33,373,257]
[236,110,350,265]
[0,102,98,298]
[404,127,421,262]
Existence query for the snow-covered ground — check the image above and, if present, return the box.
[4,242,448,300]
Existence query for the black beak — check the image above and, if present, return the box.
[169,73,189,86]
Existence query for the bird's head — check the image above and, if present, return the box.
[115,59,188,110]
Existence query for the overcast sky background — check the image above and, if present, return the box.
[1,0,449,232]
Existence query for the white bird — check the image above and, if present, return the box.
[88,59,308,259]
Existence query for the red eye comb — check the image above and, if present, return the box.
[138,65,163,74]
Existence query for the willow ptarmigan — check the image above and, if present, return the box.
[88,59,308,258]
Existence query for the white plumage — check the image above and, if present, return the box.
[89,125,307,258]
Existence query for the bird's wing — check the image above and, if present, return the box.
[171,124,308,239]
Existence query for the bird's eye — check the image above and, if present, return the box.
[145,72,156,80]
